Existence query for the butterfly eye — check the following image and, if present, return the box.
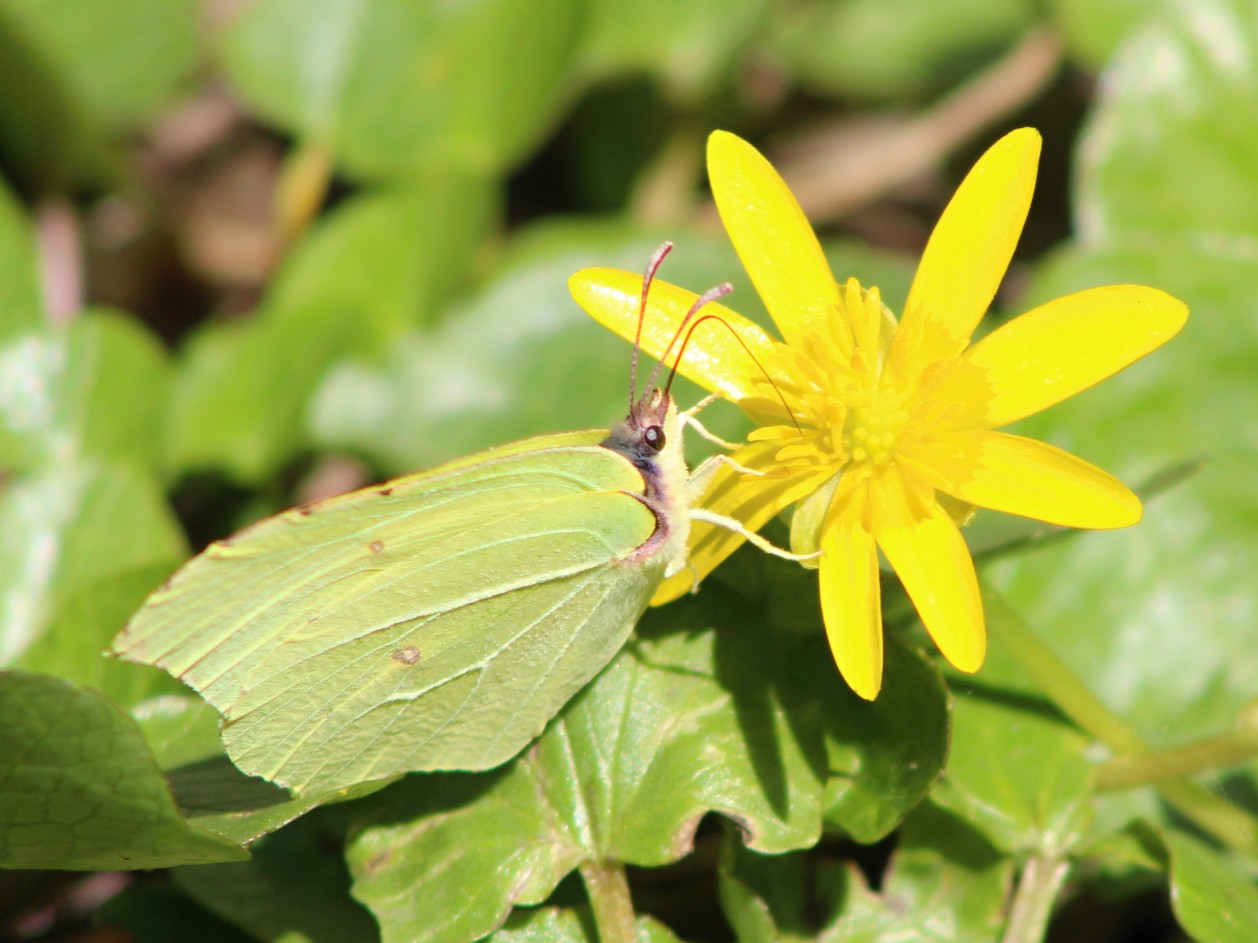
[644,425,666,451]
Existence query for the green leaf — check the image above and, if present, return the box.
[167,176,493,483]
[99,883,256,943]
[0,311,172,473]
[174,818,380,943]
[346,618,825,943]
[0,175,41,339]
[267,178,497,342]
[557,616,824,862]
[766,0,1036,102]
[166,304,361,482]
[0,5,113,190]
[0,461,185,666]
[717,803,1012,942]
[717,832,812,942]
[349,768,578,943]
[222,0,584,179]
[932,623,1094,856]
[0,0,199,124]
[1077,0,1258,241]
[130,695,225,772]
[812,636,948,843]
[1048,0,1166,67]
[15,564,183,704]
[1164,830,1258,943]
[709,549,949,844]
[580,0,768,101]
[169,754,391,849]
[0,670,246,869]
[822,804,1013,942]
[494,906,681,943]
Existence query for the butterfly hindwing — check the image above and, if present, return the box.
[115,433,668,793]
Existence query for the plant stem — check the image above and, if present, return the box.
[275,142,333,246]
[1096,731,1258,791]
[579,860,637,943]
[1001,854,1070,943]
[984,587,1258,854]
[630,127,702,227]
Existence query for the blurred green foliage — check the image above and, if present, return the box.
[1,0,1256,941]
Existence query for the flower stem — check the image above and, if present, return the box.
[1000,854,1070,943]
[630,128,702,227]
[984,587,1258,854]
[579,860,637,943]
[1096,730,1258,791]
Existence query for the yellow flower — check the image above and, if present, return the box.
[570,128,1188,700]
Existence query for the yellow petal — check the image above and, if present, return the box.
[875,486,985,673]
[569,266,777,401]
[848,280,884,362]
[895,128,1041,374]
[819,506,883,700]
[940,431,1142,529]
[651,443,832,605]
[707,130,839,345]
[965,285,1189,427]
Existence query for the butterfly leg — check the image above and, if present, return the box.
[681,401,744,453]
[688,508,823,563]
[682,391,721,417]
[688,453,778,501]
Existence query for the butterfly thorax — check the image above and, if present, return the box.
[601,389,691,577]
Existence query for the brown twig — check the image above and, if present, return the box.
[703,28,1064,227]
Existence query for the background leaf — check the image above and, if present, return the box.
[0,0,199,124]
[1076,0,1258,241]
[1048,0,1165,66]
[717,802,1012,942]
[932,630,1094,856]
[817,637,950,843]
[0,461,184,665]
[0,311,171,472]
[494,906,681,943]
[347,612,827,943]
[580,0,769,101]
[174,818,380,943]
[165,175,494,483]
[99,883,256,943]
[1164,830,1258,943]
[0,176,40,338]
[767,0,1037,102]
[0,671,245,870]
[223,0,585,179]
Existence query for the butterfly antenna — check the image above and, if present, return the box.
[642,282,733,397]
[668,312,802,432]
[631,242,674,411]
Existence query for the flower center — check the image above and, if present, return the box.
[844,385,909,468]
[746,278,918,477]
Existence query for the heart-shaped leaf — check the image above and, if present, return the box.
[347,612,827,943]
[0,670,245,869]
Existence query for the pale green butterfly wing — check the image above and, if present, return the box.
[115,415,689,795]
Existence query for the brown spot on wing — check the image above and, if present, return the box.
[378,487,394,497]
[369,540,384,555]
[391,646,420,666]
